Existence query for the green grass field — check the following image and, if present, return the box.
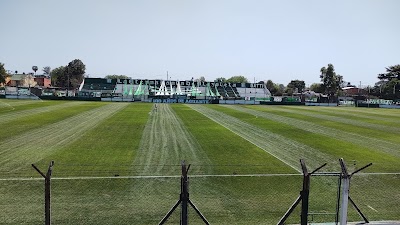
[0,99,399,224]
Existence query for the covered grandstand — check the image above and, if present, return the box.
[79,78,271,103]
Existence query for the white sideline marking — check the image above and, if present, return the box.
[188,105,303,173]
[1,172,399,181]
[367,205,379,212]
[225,105,400,158]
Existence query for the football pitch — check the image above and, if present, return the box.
[0,99,399,224]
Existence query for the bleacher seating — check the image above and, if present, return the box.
[81,78,116,92]
[217,86,228,98]
[226,85,240,98]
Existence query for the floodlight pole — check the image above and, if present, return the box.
[277,159,327,225]
[339,158,372,225]
[32,161,55,225]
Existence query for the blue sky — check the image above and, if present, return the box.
[1,0,399,86]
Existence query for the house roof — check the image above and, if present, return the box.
[9,74,28,81]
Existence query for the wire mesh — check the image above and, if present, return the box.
[0,165,399,224]
[308,175,341,223]
[0,179,43,224]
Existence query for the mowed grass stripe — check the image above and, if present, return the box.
[0,101,106,143]
[0,99,42,108]
[134,104,212,175]
[215,105,400,172]
[324,106,400,118]
[38,103,152,177]
[283,106,400,125]
[0,103,127,173]
[241,105,400,158]
[173,104,295,174]
[0,101,88,125]
[272,106,400,134]
[0,100,62,115]
[189,105,335,173]
[269,106,400,145]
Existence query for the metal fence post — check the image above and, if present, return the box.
[159,161,209,225]
[181,162,189,225]
[32,161,54,225]
[277,159,326,225]
[339,158,372,225]
[300,160,310,225]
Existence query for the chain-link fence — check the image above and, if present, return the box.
[0,164,399,224]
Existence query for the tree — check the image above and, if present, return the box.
[43,66,51,75]
[276,84,285,96]
[0,62,9,85]
[264,80,284,95]
[265,80,277,95]
[50,59,86,89]
[378,79,400,100]
[105,75,130,79]
[215,77,226,83]
[287,80,305,93]
[376,65,400,100]
[194,76,206,82]
[320,64,342,96]
[378,64,400,81]
[32,66,38,74]
[50,66,66,87]
[309,83,324,93]
[226,75,248,83]
[65,59,86,90]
